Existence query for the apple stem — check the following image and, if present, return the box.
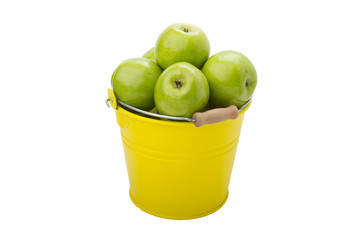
[182,27,190,33]
[174,79,184,89]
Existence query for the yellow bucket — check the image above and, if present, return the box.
[107,89,251,220]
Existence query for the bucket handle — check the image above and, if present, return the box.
[192,105,239,127]
[106,89,250,127]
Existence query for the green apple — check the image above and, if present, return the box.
[149,107,158,113]
[201,50,257,108]
[155,23,210,69]
[154,62,209,117]
[143,47,155,60]
[112,58,163,110]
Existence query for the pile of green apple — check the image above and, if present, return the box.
[111,23,257,118]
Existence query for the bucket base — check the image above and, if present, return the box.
[129,189,229,220]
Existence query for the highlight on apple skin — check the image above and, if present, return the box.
[112,58,163,111]
[154,62,210,118]
[155,23,210,70]
[201,50,257,108]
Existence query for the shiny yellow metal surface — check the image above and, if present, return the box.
[109,89,250,219]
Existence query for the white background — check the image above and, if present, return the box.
[1,0,359,239]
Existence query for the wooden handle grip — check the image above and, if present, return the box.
[192,105,239,127]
